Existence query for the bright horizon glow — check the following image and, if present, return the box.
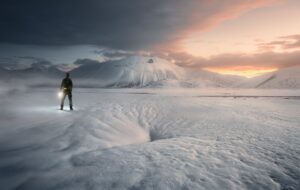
[203,67,278,78]
[179,0,300,77]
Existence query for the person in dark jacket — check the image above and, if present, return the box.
[60,72,73,110]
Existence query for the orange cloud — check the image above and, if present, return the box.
[155,0,278,52]
[158,49,300,77]
[258,34,300,52]
[185,0,277,33]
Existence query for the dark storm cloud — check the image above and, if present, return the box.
[0,0,191,49]
[102,51,135,59]
[0,0,275,50]
[74,58,101,66]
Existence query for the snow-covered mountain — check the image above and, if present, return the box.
[237,66,300,89]
[13,62,63,78]
[71,56,184,87]
[0,61,63,80]
[3,56,240,88]
[183,69,246,88]
[71,56,246,88]
[1,55,299,89]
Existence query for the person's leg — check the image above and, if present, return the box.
[68,92,73,110]
[60,92,67,110]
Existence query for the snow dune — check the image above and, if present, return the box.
[0,88,299,190]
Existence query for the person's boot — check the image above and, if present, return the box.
[70,106,73,111]
[60,105,63,110]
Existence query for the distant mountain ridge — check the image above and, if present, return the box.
[1,56,299,89]
[0,61,63,79]
[236,66,300,89]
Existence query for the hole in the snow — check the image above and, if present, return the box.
[149,128,172,142]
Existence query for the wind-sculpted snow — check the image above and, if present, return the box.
[0,88,299,190]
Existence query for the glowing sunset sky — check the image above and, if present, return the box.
[0,0,300,77]
[182,0,300,57]
[173,0,300,77]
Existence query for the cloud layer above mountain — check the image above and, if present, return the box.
[3,0,300,78]
[0,0,275,50]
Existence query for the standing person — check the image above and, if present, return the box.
[60,72,73,110]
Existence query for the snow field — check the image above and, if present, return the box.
[0,88,299,190]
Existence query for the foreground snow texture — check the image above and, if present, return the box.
[0,88,300,190]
